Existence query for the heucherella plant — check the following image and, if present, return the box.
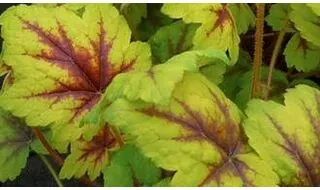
[0,3,319,187]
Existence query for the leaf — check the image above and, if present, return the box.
[265,4,293,31]
[161,4,240,64]
[235,67,288,110]
[289,79,320,90]
[290,4,320,47]
[59,126,121,180]
[228,3,255,34]
[120,3,147,40]
[148,21,199,63]
[104,73,278,187]
[153,177,172,187]
[219,49,252,100]
[0,4,151,142]
[103,144,161,187]
[0,109,33,182]
[138,4,174,41]
[243,85,320,186]
[106,48,229,106]
[307,4,320,16]
[284,33,320,72]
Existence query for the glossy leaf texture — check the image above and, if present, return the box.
[244,85,320,186]
[161,4,240,64]
[105,48,230,106]
[104,73,278,187]
[0,109,32,182]
[0,4,151,142]
[228,4,255,34]
[148,21,199,63]
[284,33,320,72]
[290,4,320,47]
[60,126,122,180]
[103,144,161,187]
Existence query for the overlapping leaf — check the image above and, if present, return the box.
[106,48,230,105]
[60,126,121,180]
[290,4,320,47]
[103,144,161,187]
[307,4,320,16]
[0,109,32,182]
[120,3,147,41]
[228,4,255,34]
[244,85,320,186]
[265,4,293,31]
[148,21,199,63]
[104,73,278,187]
[0,4,151,142]
[284,33,320,72]
[161,4,240,64]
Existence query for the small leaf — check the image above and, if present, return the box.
[161,4,240,64]
[228,3,255,34]
[0,109,33,182]
[284,33,320,72]
[120,3,147,40]
[105,73,278,186]
[148,21,199,63]
[244,85,320,186]
[265,4,293,31]
[0,4,151,142]
[290,4,320,47]
[153,177,172,187]
[59,126,120,181]
[103,144,161,187]
[106,48,229,105]
[235,67,288,110]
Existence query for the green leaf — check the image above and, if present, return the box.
[289,78,320,90]
[59,126,121,181]
[104,73,278,187]
[307,4,320,16]
[228,3,255,34]
[103,144,161,187]
[265,4,293,31]
[235,67,288,110]
[219,49,252,100]
[120,3,147,40]
[0,109,33,182]
[161,4,240,64]
[138,4,174,41]
[290,4,320,47]
[243,85,320,186]
[106,48,230,105]
[148,21,199,63]
[0,4,151,143]
[153,177,172,187]
[284,33,320,72]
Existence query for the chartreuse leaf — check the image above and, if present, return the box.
[104,73,278,187]
[228,4,255,34]
[120,4,147,40]
[307,4,320,16]
[265,4,293,31]
[284,33,320,72]
[0,108,33,182]
[60,126,121,181]
[148,21,199,63]
[244,85,320,186]
[161,4,240,64]
[153,177,172,187]
[289,79,320,90]
[103,144,161,187]
[290,4,320,47]
[106,48,229,105]
[0,4,151,143]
